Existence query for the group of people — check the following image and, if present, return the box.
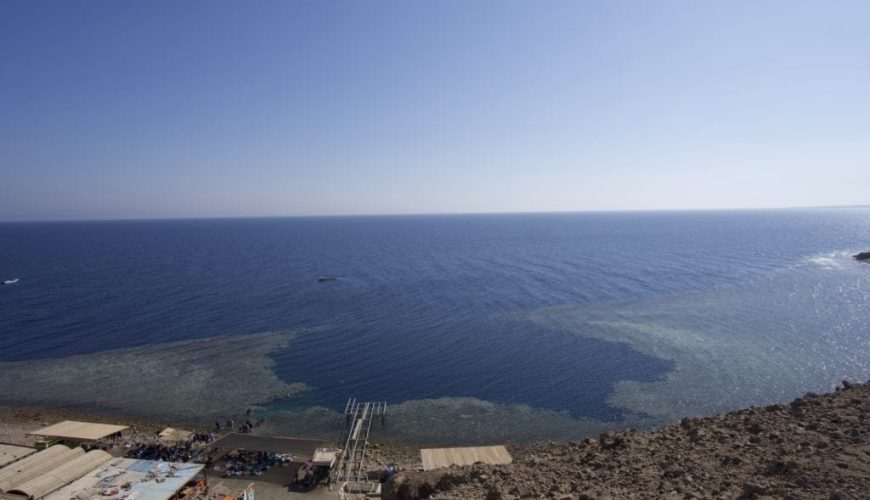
[215,408,264,434]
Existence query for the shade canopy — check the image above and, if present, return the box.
[210,433,321,458]
[29,421,129,442]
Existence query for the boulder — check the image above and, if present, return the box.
[853,251,870,261]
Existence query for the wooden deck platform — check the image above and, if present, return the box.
[420,445,512,471]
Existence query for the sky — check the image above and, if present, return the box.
[1,1,869,221]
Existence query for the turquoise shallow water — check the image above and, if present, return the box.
[1,209,869,443]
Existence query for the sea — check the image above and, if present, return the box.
[1,209,868,444]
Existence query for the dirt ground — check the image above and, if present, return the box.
[212,476,338,500]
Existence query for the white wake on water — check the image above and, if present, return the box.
[806,250,862,270]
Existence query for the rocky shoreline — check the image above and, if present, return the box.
[384,381,870,499]
[3,381,869,499]
[0,404,171,452]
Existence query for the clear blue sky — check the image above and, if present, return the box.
[1,1,868,221]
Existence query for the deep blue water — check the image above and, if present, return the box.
[1,209,869,441]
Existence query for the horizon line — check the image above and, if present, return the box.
[1,204,868,224]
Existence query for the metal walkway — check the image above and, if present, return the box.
[333,398,387,483]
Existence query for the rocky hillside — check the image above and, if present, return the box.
[384,381,870,499]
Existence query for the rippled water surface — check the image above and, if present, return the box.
[1,209,869,443]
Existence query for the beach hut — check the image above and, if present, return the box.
[7,450,111,499]
[0,446,83,493]
[0,445,36,469]
[158,427,192,444]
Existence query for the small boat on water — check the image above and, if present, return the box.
[317,275,337,282]
[3,278,19,285]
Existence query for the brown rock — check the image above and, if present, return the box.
[380,382,870,499]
